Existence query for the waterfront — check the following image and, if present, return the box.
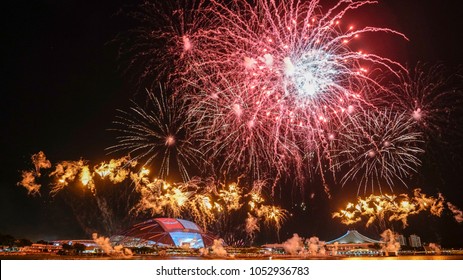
[2,253,463,260]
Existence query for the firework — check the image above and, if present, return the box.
[17,170,41,195]
[17,151,52,195]
[330,110,424,194]
[179,0,411,191]
[447,202,463,223]
[19,152,289,242]
[117,0,211,88]
[31,151,51,176]
[333,189,445,230]
[389,63,462,136]
[245,213,260,242]
[380,229,401,256]
[116,0,416,193]
[199,0,406,97]
[107,87,202,182]
[49,160,88,195]
[94,156,136,183]
[131,170,192,217]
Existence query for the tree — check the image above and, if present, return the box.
[0,234,15,246]
[36,240,52,245]
[15,238,32,247]
[72,243,87,254]
[62,243,73,251]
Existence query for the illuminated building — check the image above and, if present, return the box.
[326,230,383,256]
[111,218,219,249]
[19,243,62,253]
[397,235,407,246]
[408,234,422,248]
[51,240,100,253]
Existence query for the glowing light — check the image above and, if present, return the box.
[182,35,192,52]
[165,135,176,146]
[333,189,445,228]
[123,0,412,194]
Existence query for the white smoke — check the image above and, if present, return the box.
[199,247,209,256]
[282,234,303,255]
[245,213,260,243]
[428,243,441,255]
[210,239,227,257]
[306,236,326,256]
[92,233,113,254]
[92,233,132,258]
[331,241,339,256]
[380,229,401,256]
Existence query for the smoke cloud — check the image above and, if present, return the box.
[17,170,41,195]
[245,213,260,242]
[92,233,132,258]
[210,239,227,257]
[428,243,441,255]
[307,236,326,256]
[282,234,303,255]
[31,151,51,176]
[447,202,463,223]
[380,229,400,256]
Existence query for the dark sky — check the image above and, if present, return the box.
[1,0,463,245]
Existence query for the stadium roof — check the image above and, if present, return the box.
[112,218,218,248]
[326,230,382,244]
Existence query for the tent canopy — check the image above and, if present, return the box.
[326,230,382,244]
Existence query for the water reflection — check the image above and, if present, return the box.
[2,254,463,260]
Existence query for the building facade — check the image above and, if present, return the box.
[325,230,383,256]
[397,235,407,246]
[408,234,422,248]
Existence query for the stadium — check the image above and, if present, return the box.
[111,218,218,249]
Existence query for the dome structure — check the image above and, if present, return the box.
[326,230,382,244]
[111,218,217,249]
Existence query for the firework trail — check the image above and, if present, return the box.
[130,168,193,218]
[18,1,462,244]
[17,151,52,195]
[19,152,289,243]
[380,229,400,256]
[389,63,462,137]
[245,213,260,243]
[332,188,446,230]
[186,77,291,182]
[117,0,211,89]
[330,110,424,194]
[107,87,202,182]
[388,63,463,179]
[116,0,417,194]
[49,160,89,195]
[31,151,51,176]
[92,233,133,257]
[94,156,136,184]
[447,202,463,223]
[195,0,407,97]
[180,0,410,192]
[17,170,42,195]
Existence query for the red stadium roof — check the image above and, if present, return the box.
[112,218,218,248]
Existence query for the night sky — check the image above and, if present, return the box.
[2,0,463,246]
